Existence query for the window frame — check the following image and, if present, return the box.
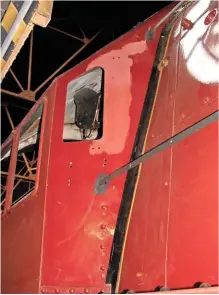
[1,96,48,215]
[62,67,104,143]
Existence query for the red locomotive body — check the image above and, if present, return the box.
[1,1,218,293]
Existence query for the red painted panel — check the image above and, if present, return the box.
[167,121,218,288]
[1,82,57,294]
[118,148,172,292]
[1,195,43,294]
[40,5,172,289]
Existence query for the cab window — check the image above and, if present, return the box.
[63,67,104,141]
[1,103,43,208]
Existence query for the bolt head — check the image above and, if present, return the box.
[101,204,107,210]
[100,244,105,250]
[100,224,106,230]
[204,97,209,104]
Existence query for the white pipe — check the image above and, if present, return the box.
[1,0,33,59]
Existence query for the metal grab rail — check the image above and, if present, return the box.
[95,110,219,195]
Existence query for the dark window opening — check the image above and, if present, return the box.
[1,104,43,209]
[63,67,104,141]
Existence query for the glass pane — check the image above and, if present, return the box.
[63,68,104,141]
[12,104,43,206]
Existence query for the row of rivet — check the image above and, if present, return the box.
[100,202,107,280]
[41,287,107,294]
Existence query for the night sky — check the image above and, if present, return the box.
[1,1,171,143]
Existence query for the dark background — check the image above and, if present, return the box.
[1,1,171,143]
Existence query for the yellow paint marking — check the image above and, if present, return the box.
[1,3,18,32]
[1,59,6,72]
[12,21,26,44]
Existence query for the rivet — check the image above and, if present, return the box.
[204,97,209,104]
[100,224,106,230]
[164,182,168,186]
[55,289,60,293]
[41,289,47,294]
[84,288,90,293]
[68,179,72,186]
[100,265,105,271]
[69,288,75,294]
[101,204,107,210]
[181,114,185,120]
[69,162,73,168]
[100,244,105,250]
[101,273,106,279]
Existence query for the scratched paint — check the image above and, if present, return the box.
[175,0,219,84]
[87,41,147,155]
[84,223,115,240]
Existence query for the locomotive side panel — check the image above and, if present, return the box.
[39,5,173,291]
[167,120,218,288]
[118,0,218,292]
